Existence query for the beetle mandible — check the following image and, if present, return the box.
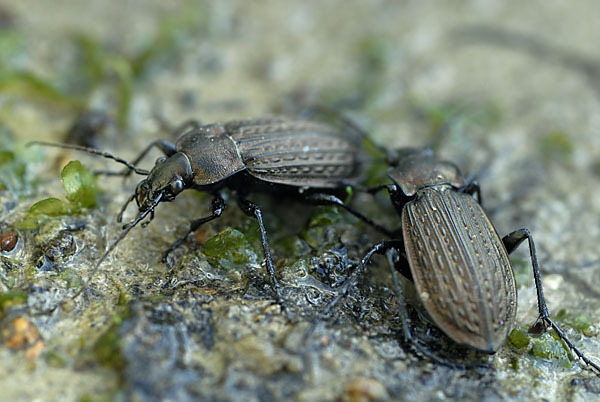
[314,147,600,373]
[31,117,391,306]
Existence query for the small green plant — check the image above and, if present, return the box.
[18,160,97,229]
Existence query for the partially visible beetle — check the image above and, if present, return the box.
[313,147,600,373]
[31,117,391,306]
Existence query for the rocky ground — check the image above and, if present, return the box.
[1,1,600,401]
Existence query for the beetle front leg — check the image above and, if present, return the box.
[236,198,285,307]
[303,193,394,237]
[503,228,600,374]
[161,196,226,262]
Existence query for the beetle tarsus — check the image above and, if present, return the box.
[503,228,600,375]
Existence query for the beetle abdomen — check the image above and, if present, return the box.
[227,119,361,188]
[402,186,517,352]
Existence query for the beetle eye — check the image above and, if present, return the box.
[156,157,167,165]
[170,179,184,195]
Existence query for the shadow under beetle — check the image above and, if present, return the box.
[313,146,600,374]
[30,117,391,306]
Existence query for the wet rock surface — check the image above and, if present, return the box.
[0,1,600,401]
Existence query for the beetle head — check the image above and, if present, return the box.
[135,152,194,211]
[387,147,464,196]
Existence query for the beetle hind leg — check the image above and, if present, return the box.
[161,196,226,262]
[503,228,600,375]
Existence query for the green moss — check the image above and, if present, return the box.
[93,306,133,371]
[0,149,14,165]
[93,323,126,370]
[510,355,520,371]
[45,351,66,368]
[240,219,263,255]
[61,160,97,208]
[0,290,28,311]
[540,130,574,165]
[508,327,530,349]
[203,228,258,271]
[59,269,83,290]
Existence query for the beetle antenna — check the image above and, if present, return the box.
[73,193,162,299]
[27,141,150,175]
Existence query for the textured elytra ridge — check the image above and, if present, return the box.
[402,186,517,352]
[228,119,361,187]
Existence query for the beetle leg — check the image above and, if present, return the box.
[235,197,285,307]
[95,140,178,177]
[152,106,202,137]
[503,228,600,374]
[161,196,226,262]
[303,193,394,237]
[459,180,482,204]
[170,120,203,138]
[363,184,393,195]
[315,240,404,322]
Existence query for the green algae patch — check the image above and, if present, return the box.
[508,327,530,349]
[308,206,342,228]
[555,309,594,336]
[529,332,571,368]
[203,228,258,271]
[61,160,97,208]
[301,206,345,249]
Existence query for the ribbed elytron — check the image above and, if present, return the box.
[31,117,390,305]
[318,147,600,373]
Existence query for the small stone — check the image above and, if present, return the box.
[344,377,389,402]
[0,231,18,252]
[2,317,44,360]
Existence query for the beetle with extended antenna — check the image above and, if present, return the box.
[309,145,600,375]
[30,116,391,305]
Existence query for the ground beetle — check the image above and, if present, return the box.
[31,117,390,305]
[314,147,600,373]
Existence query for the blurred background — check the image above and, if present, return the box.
[1,1,600,401]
